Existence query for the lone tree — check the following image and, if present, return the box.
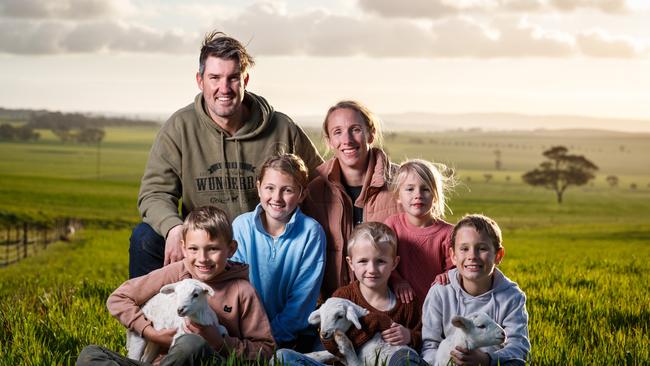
[606,175,619,188]
[522,146,598,204]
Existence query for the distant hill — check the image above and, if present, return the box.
[0,107,160,128]
[295,112,650,133]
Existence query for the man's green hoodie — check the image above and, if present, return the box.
[138,91,323,237]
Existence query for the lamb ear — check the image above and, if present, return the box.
[199,282,215,297]
[160,283,176,294]
[451,315,473,331]
[346,305,363,330]
[308,309,321,325]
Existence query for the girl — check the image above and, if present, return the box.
[384,159,455,306]
[303,100,401,300]
[231,153,326,349]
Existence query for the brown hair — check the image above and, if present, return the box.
[258,153,309,193]
[347,221,397,258]
[199,31,255,77]
[322,100,383,148]
[182,206,233,243]
[451,214,503,252]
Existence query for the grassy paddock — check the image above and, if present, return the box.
[0,126,649,364]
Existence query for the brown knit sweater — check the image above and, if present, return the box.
[321,281,422,358]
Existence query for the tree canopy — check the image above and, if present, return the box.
[522,146,598,204]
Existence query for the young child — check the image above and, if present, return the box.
[274,222,424,365]
[76,206,276,365]
[421,214,530,365]
[231,153,326,349]
[385,159,454,306]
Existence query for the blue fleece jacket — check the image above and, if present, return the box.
[231,204,326,343]
[421,268,530,366]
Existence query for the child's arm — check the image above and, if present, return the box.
[107,263,182,337]
[389,268,415,304]
[431,230,454,286]
[220,283,276,360]
[420,287,445,365]
[269,226,326,343]
[184,320,224,350]
[380,322,411,346]
[486,293,530,365]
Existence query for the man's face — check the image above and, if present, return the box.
[196,56,248,124]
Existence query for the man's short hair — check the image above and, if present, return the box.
[199,31,255,76]
[182,206,233,243]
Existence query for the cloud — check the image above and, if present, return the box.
[0,19,196,54]
[357,0,458,19]
[0,0,645,59]
[577,29,640,57]
[0,0,132,20]
[221,2,641,59]
[357,0,629,18]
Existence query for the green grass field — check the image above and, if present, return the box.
[1,126,649,365]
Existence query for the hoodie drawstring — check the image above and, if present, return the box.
[235,139,244,209]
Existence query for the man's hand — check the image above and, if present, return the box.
[381,322,411,346]
[450,346,490,365]
[393,281,415,304]
[164,225,184,266]
[184,319,224,350]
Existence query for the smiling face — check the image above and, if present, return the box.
[182,228,237,282]
[346,238,399,293]
[451,225,504,296]
[196,56,249,128]
[397,171,435,227]
[325,108,374,171]
[257,168,306,231]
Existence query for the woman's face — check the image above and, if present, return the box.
[325,108,374,171]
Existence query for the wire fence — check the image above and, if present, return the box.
[0,219,79,267]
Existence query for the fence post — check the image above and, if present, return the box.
[23,222,29,259]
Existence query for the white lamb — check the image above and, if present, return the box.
[126,278,228,363]
[434,312,506,366]
[304,297,416,366]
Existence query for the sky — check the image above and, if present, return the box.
[1,0,649,125]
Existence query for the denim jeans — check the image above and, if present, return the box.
[129,222,165,279]
[272,349,327,366]
[273,347,425,366]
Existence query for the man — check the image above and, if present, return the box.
[130,31,323,278]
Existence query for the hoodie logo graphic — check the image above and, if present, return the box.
[224,305,232,313]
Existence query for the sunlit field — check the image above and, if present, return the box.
[1,126,648,365]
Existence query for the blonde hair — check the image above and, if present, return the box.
[347,222,397,258]
[182,206,232,243]
[391,159,455,220]
[257,153,309,193]
[322,100,383,148]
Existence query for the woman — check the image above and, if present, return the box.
[303,100,401,299]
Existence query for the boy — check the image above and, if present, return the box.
[421,214,530,366]
[77,206,275,366]
[274,222,423,365]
